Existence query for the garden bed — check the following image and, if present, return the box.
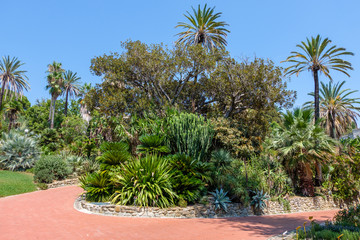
[74,195,359,218]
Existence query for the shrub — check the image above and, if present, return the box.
[97,142,131,170]
[0,131,40,171]
[79,171,113,202]
[34,155,71,183]
[210,188,231,212]
[334,205,360,227]
[167,112,214,162]
[112,155,176,208]
[137,134,170,155]
[169,153,208,204]
[251,190,270,215]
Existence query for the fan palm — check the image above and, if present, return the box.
[270,108,335,196]
[4,100,24,130]
[175,4,230,50]
[0,56,29,111]
[46,61,64,128]
[282,35,354,122]
[63,70,81,116]
[304,81,360,139]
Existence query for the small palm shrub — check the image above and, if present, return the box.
[112,154,176,208]
[210,188,231,212]
[169,154,208,204]
[79,171,113,202]
[209,149,232,187]
[137,134,170,155]
[251,190,270,215]
[0,131,40,171]
[97,142,131,170]
[34,155,71,183]
[167,112,214,162]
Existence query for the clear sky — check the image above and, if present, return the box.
[1,0,359,109]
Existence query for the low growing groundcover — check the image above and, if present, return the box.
[0,170,37,197]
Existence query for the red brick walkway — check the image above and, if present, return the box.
[0,186,338,240]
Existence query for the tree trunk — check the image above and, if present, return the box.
[64,90,69,116]
[0,81,6,112]
[300,162,315,197]
[329,111,336,139]
[313,69,322,186]
[51,96,56,129]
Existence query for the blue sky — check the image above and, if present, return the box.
[1,0,359,109]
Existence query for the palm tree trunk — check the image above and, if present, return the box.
[51,96,57,129]
[49,96,54,128]
[0,81,6,112]
[64,90,69,116]
[329,111,336,139]
[300,162,315,197]
[313,69,322,186]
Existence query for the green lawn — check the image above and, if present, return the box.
[0,170,37,197]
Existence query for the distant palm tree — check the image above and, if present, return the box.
[63,70,81,116]
[282,35,353,185]
[46,61,64,128]
[175,4,230,50]
[282,35,354,122]
[0,56,29,111]
[304,81,360,139]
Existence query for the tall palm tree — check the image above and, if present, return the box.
[63,70,81,116]
[304,81,360,139]
[175,4,230,51]
[0,56,30,111]
[46,61,64,129]
[282,35,353,185]
[270,108,335,196]
[282,35,354,122]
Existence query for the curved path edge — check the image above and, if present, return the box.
[0,185,339,240]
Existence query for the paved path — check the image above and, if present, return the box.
[0,186,338,240]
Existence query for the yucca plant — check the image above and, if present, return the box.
[97,142,131,171]
[137,134,170,155]
[79,171,113,202]
[111,154,176,208]
[0,131,40,171]
[210,188,231,212]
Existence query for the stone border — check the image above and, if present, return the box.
[47,178,79,189]
[74,195,359,218]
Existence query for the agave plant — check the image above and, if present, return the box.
[251,190,270,215]
[136,134,170,155]
[210,188,231,212]
[111,154,176,208]
[0,131,40,171]
[97,142,131,170]
[79,171,113,202]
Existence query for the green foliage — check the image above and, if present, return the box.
[34,155,71,183]
[169,153,208,203]
[38,128,62,153]
[0,130,40,171]
[137,134,170,155]
[60,116,87,145]
[210,188,231,212]
[97,142,131,171]
[36,182,48,190]
[209,149,232,187]
[167,112,214,162]
[111,155,176,208]
[79,171,113,202]
[251,190,270,214]
[334,205,360,227]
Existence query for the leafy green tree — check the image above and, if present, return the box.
[46,61,64,128]
[282,35,354,122]
[175,4,230,50]
[63,70,81,116]
[304,81,360,139]
[0,56,29,111]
